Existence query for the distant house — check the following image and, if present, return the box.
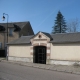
[7,31,80,65]
[0,21,34,56]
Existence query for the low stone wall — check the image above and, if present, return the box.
[50,59,80,65]
[8,56,33,62]
[8,57,80,66]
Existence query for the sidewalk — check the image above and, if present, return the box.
[1,59,80,75]
[0,58,6,61]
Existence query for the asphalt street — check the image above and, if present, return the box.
[0,62,80,80]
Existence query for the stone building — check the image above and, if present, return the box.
[0,21,34,56]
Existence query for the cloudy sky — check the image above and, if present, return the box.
[0,0,80,33]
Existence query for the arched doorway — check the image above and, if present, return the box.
[33,46,46,64]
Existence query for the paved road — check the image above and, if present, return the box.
[0,62,80,80]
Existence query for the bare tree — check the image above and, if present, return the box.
[67,18,80,33]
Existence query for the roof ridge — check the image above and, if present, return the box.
[21,35,34,37]
[51,32,80,35]
[21,35,34,39]
[41,31,50,34]
[0,21,29,24]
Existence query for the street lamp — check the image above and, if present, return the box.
[2,13,9,43]
[2,13,9,60]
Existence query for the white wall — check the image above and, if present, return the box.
[51,43,80,61]
[9,45,31,58]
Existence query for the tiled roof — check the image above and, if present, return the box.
[7,35,34,45]
[0,21,29,32]
[41,32,53,40]
[50,32,80,43]
[0,21,28,28]
[7,32,80,45]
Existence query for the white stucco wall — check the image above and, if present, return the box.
[33,40,47,44]
[9,45,31,58]
[50,43,80,61]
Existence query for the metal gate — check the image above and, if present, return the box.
[33,46,46,64]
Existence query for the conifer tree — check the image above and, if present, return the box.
[52,11,67,34]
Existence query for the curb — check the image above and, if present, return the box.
[1,60,80,75]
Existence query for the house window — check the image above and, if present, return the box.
[9,28,13,36]
[0,42,2,49]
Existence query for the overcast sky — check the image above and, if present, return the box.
[0,0,80,33]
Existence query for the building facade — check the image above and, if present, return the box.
[7,32,80,65]
[0,21,34,56]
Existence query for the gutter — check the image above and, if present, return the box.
[49,41,80,44]
[7,43,31,45]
